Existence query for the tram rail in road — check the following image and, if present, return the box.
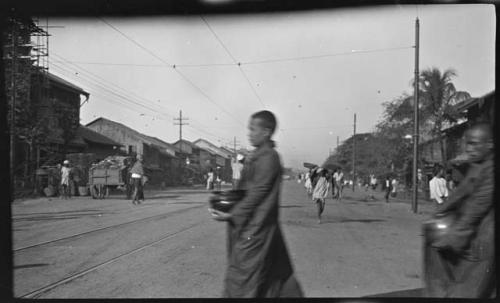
[19,222,203,299]
[14,204,204,252]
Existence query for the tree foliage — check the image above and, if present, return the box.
[323,67,470,184]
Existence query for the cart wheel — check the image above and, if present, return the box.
[91,186,98,199]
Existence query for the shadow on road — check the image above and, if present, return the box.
[280,205,305,209]
[322,219,386,224]
[170,201,205,205]
[365,287,423,297]
[142,195,181,200]
[14,263,49,270]
[13,209,116,222]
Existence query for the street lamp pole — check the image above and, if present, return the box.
[412,17,420,213]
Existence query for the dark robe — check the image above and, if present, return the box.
[224,141,303,298]
[424,154,495,298]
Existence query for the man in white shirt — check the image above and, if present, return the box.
[60,160,72,199]
[332,168,344,200]
[429,165,448,204]
[231,154,244,189]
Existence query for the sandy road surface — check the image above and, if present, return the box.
[13,182,433,298]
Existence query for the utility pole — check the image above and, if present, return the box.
[10,18,18,198]
[352,113,356,192]
[174,110,189,153]
[233,137,240,156]
[412,17,420,214]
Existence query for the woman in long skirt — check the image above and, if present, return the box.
[312,169,330,224]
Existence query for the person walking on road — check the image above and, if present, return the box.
[60,160,71,199]
[130,154,145,205]
[312,168,330,224]
[206,168,215,190]
[333,168,344,201]
[429,165,448,206]
[384,176,391,203]
[425,123,495,298]
[304,171,313,195]
[231,154,245,189]
[370,174,378,190]
[209,110,303,298]
[391,177,398,198]
[445,169,456,192]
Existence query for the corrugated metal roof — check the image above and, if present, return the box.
[44,72,89,97]
[454,90,495,113]
[86,117,178,158]
[193,138,231,158]
[77,125,123,147]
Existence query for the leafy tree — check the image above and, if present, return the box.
[323,133,395,182]
[417,68,470,165]
[323,67,470,187]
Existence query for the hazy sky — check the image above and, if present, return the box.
[46,4,495,169]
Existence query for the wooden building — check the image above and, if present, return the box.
[86,117,183,186]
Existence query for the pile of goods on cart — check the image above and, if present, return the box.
[88,156,133,199]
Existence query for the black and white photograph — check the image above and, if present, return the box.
[2,0,496,299]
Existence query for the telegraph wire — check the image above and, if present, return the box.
[50,61,233,144]
[52,53,235,143]
[281,124,352,131]
[52,45,414,68]
[98,17,172,66]
[52,52,176,118]
[200,15,266,109]
[200,15,237,63]
[173,68,246,126]
[50,61,171,118]
[98,17,246,127]
[240,46,414,65]
[51,63,165,118]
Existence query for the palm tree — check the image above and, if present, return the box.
[417,67,470,165]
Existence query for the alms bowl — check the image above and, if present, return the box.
[209,190,245,213]
[423,213,456,244]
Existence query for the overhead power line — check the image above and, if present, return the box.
[52,52,177,118]
[98,16,245,127]
[51,45,414,68]
[200,15,266,109]
[239,46,414,65]
[49,61,232,144]
[98,17,172,66]
[52,53,232,142]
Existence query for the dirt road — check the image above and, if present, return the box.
[12,182,434,298]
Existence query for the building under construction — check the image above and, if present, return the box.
[4,14,91,197]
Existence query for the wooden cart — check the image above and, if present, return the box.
[88,162,130,199]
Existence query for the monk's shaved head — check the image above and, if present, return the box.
[466,123,493,142]
[465,122,493,162]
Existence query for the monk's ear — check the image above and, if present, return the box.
[486,139,494,151]
[263,128,272,139]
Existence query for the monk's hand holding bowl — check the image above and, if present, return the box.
[209,208,232,221]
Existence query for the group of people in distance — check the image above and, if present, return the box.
[301,167,345,223]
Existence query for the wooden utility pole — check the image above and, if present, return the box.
[412,18,420,213]
[10,19,18,198]
[233,137,239,155]
[352,113,356,192]
[174,110,189,153]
